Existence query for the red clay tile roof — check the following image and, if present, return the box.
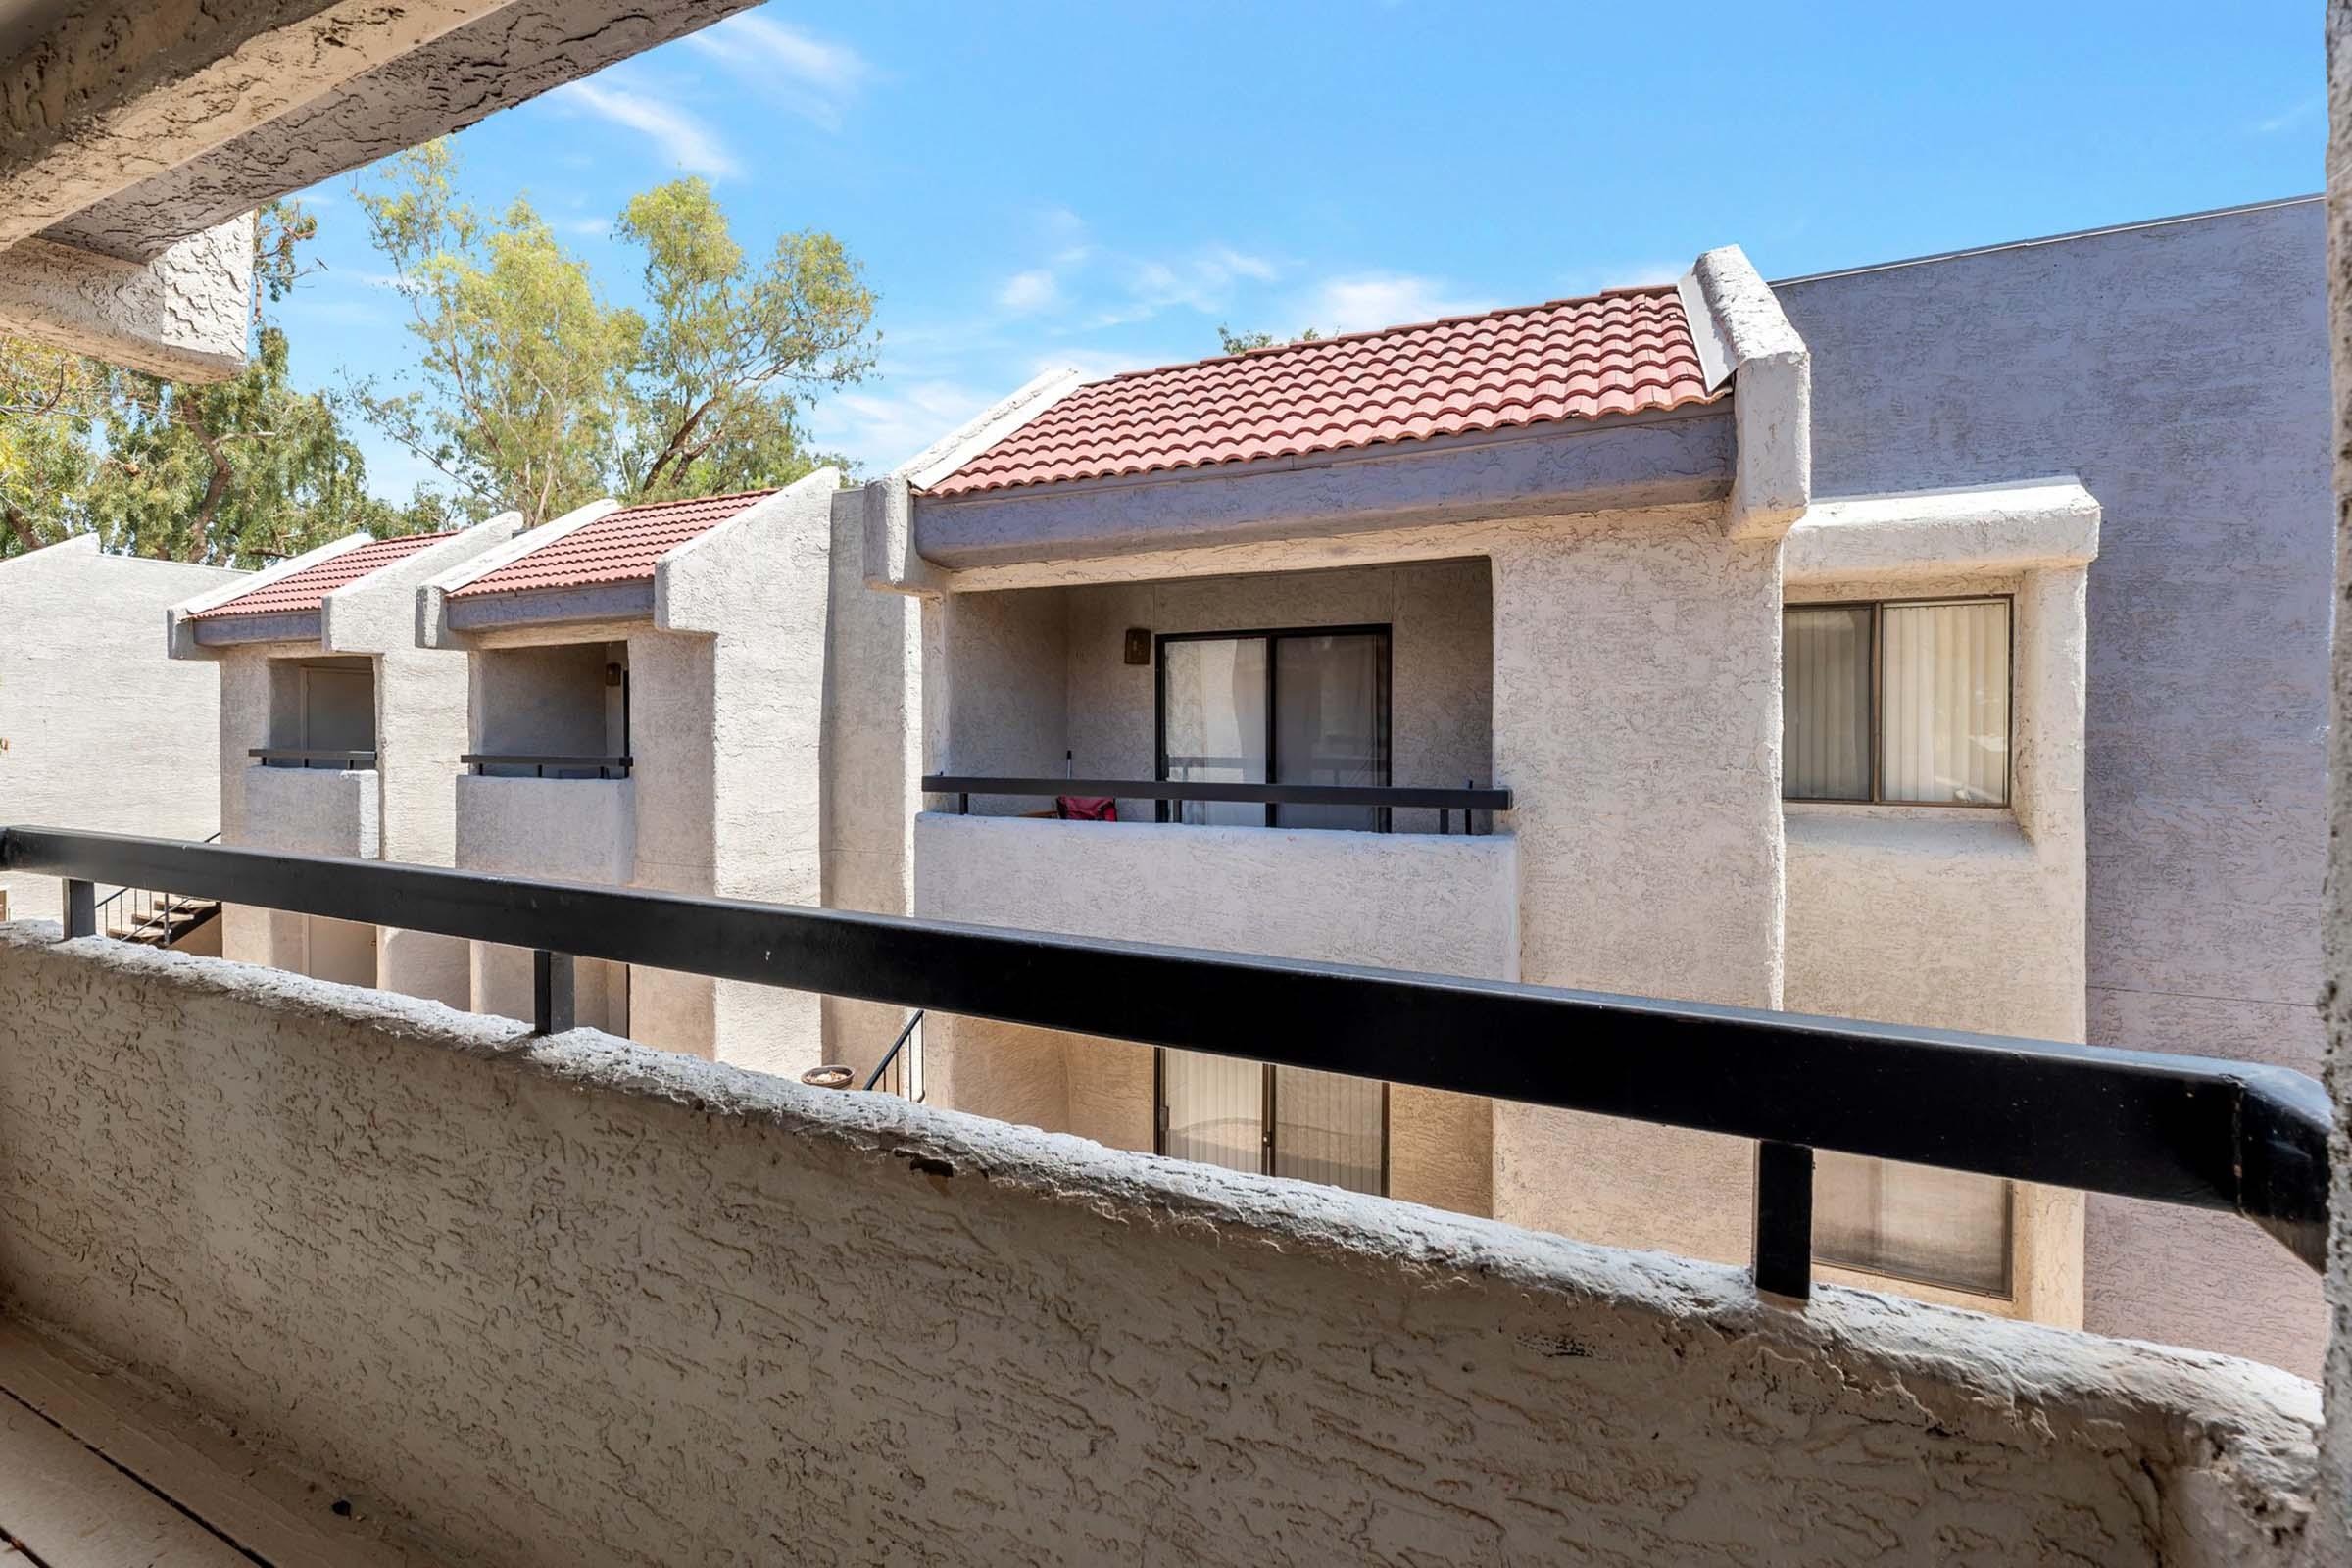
[449,490,776,599]
[925,287,1720,497]
[186,531,455,620]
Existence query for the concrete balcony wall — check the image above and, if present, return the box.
[455,773,634,1034]
[238,764,380,859]
[913,810,1518,1214]
[0,925,2319,1567]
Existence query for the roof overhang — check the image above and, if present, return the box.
[906,401,1735,575]
[442,580,658,633]
[188,609,323,648]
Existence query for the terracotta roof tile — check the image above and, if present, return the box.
[449,490,776,599]
[186,532,456,620]
[925,287,1719,496]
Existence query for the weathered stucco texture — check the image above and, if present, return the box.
[0,927,2321,1567]
[1781,199,2333,1374]
[0,539,239,924]
[913,810,1516,1214]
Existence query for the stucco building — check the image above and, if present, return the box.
[859,199,2330,1378]
[0,537,243,932]
[166,518,529,1003]
[416,469,920,1076]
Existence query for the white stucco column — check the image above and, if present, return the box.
[1484,507,1785,1261]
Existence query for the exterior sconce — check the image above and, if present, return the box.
[1124,628,1152,665]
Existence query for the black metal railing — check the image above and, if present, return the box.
[2,826,2328,1300]
[921,775,1511,835]
[251,748,379,769]
[87,830,223,946]
[462,754,633,780]
[863,1009,925,1102]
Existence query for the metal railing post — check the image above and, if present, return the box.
[1751,1140,1814,1300]
[533,950,575,1036]
[62,878,94,939]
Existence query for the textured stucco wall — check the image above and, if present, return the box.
[1780,199,2332,1374]
[0,539,238,924]
[913,810,1517,1214]
[454,773,634,1037]
[0,219,254,379]
[1485,507,1784,1262]
[819,489,925,1073]
[0,927,2322,1567]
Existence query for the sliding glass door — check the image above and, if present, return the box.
[1158,1048,1386,1195]
[1157,625,1391,830]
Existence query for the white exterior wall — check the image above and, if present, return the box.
[0,539,241,923]
[0,925,2319,1568]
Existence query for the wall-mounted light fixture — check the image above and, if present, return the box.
[1123,628,1152,665]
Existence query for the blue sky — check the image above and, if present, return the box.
[279,1,2325,497]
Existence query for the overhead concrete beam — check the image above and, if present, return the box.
[38,0,763,264]
[0,0,499,252]
[0,216,253,381]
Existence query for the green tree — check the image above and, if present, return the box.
[1217,324,1325,355]
[0,201,407,566]
[348,144,874,523]
[348,140,631,528]
[612,176,872,498]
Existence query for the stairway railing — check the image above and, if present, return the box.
[91,831,223,946]
[862,1009,925,1102]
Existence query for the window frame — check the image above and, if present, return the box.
[1152,1048,1393,1197]
[1152,622,1395,829]
[1783,594,2016,809]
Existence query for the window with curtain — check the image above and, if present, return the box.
[1157,1048,1386,1195]
[1783,598,2011,806]
[1814,1152,2013,1296]
[1158,626,1391,830]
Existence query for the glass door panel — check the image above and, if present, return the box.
[1271,1065,1383,1194]
[1160,1048,1263,1173]
[1273,632,1387,830]
[1161,636,1269,826]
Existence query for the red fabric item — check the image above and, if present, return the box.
[924,287,1718,497]
[1056,796,1117,821]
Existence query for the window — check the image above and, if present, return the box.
[1156,625,1392,830]
[1784,598,2011,806]
[1157,1049,1386,1195]
[1815,1152,2013,1297]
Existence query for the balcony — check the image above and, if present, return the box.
[0,827,2327,1565]
[453,767,634,884]
[239,752,380,859]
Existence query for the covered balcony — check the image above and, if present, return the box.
[0,826,2328,1565]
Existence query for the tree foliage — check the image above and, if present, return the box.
[1216,324,1326,355]
[349,142,873,526]
[0,201,412,566]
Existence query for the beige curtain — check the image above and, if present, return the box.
[1783,606,1872,799]
[1271,1065,1383,1193]
[1815,1152,2012,1293]
[1882,600,2010,804]
[1161,1048,1262,1173]
[1163,637,1269,827]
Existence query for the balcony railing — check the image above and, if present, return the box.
[462,753,633,780]
[3,823,2325,1304]
[922,775,1512,835]
[250,748,377,769]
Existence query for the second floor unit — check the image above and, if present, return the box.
[167,518,529,1004]
[851,243,2113,1347]
[416,470,921,1077]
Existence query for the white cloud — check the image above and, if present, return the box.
[1124,246,1283,317]
[997,269,1059,313]
[1300,271,1491,333]
[806,380,994,472]
[556,79,741,178]
[2251,93,2323,135]
[685,13,871,131]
